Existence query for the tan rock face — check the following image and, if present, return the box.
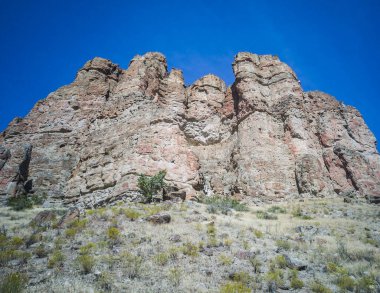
[1,52,379,207]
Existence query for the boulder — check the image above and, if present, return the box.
[145,213,171,224]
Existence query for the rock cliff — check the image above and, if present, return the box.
[1,52,379,207]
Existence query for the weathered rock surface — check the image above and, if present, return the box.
[0,52,379,207]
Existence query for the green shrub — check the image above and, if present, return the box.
[355,275,376,292]
[6,194,47,211]
[182,242,199,258]
[274,255,287,268]
[7,196,33,211]
[153,252,169,266]
[69,219,88,229]
[31,193,47,205]
[252,228,264,238]
[336,275,356,291]
[107,227,121,242]
[231,271,251,285]
[0,250,15,265]
[292,206,313,219]
[34,244,48,258]
[142,204,168,216]
[276,239,291,251]
[47,250,65,268]
[167,247,180,260]
[219,254,233,266]
[292,206,302,217]
[267,206,287,214]
[265,269,284,291]
[77,254,95,274]
[325,262,348,274]
[0,272,28,293]
[137,170,167,203]
[310,280,332,293]
[249,256,261,273]
[97,272,113,291]
[290,270,304,289]
[9,237,24,248]
[123,208,142,220]
[26,233,42,248]
[0,250,31,265]
[203,196,249,214]
[168,268,181,287]
[65,228,77,238]
[256,211,278,220]
[120,252,143,279]
[220,281,251,293]
[65,219,87,238]
[79,243,96,255]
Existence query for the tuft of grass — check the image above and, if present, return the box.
[153,252,169,266]
[249,256,261,273]
[252,228,264,238]
[168,267,182,287]
[267,206,286,214]
[79,242,96,255]
[0,272,28,293]
[309,279,333,293]
[223,238,233,247]
[168,247,180,260]
[256,211,278,220]
[65,228,77,238]
[122,208,142,221]
[77,254,95,274]
[290,269,304,289]
[182,242,199,258]
[47,250,65,269]
[97,272,113,291]
[107,227,121,242]
[34,244,48,258]
[325,262,348,274]
[231,271,251,285]
[292,206,302,217]
[0,249,31,266]
[120,252,143,279]
[265,269,284,291]
[65,219,88,238]
[276,239,292,251]
[336,274,356,291]
[220,281,251,293]
[142,205,168,216]
[219,254,233,266]
[355,275,376,292]
[292,206,313,219]
[274,255,287,269]
[9,236,24,248]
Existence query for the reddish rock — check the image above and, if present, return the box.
[0,52,379,206]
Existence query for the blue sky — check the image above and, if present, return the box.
[1,0,379,144]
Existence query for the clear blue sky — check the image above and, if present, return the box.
[1,0,379,144]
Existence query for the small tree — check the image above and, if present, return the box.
[137,170,167,203]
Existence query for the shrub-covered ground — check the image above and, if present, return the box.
[0,196,379,292]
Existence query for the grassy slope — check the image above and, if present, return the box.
[0,197,379,292]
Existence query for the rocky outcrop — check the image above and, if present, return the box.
[1,144,32,197]
[0,52,379,207]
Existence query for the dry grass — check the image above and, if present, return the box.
[0,197,378,292]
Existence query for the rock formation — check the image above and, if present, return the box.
[0,52,379,207]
